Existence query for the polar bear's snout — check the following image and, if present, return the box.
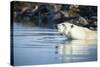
[57,23,65,33]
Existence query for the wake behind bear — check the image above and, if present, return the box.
[57,22,97,40]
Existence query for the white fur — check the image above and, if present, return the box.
[56,40,97,55]
[57,22,97,40]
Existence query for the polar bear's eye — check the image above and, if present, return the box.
[71,25,74,28]
[62,24,65,26]
[62,24,64,26]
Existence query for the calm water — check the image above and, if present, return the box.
[13,23,97,66]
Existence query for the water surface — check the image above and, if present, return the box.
[13,22,97,66]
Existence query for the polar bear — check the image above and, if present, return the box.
[55,40,97,60]
[57,22,97,40]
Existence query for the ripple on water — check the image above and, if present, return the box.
[13,23,97,66]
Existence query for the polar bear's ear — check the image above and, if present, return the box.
[71,25,74,28]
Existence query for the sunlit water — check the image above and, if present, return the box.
[12,23,97,66]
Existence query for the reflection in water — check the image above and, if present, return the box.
[55,40,97,63]
[13,23,97,66]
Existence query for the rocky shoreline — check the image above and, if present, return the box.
[12,1,97,31]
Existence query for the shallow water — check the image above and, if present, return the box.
[12,23,97,66]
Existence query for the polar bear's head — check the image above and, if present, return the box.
[57,22,97,40]
[57,22,74,35]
